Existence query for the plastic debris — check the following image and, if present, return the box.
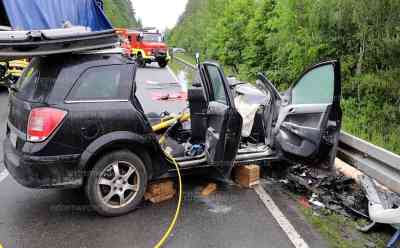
[283,164,369,218]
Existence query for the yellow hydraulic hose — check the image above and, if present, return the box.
[152,112,190,132]
[153,150,182,248]
[152,117,184,248]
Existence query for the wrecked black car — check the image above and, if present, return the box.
[2,46,342,216]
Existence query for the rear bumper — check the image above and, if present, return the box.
[3,138,83,189]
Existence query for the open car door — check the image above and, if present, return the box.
[199,62,242,178]
[274,60,342,169]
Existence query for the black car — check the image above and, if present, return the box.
[3,51,342,216]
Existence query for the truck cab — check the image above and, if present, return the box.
[128,30,170,68]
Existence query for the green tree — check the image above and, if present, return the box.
[104,0,141,28]
[168,0,400,154]
[210,0,256,73]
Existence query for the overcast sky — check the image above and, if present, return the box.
[131,0,188,31]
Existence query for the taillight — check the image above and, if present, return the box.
[27,107,67,142]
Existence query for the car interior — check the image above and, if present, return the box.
[142,60,341,171]
[145,64,277,168]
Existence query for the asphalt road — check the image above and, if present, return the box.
[0,65,325,248]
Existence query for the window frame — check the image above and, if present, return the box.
[289,62,337,106]
[204,64,229,105]
[65,64,133,103]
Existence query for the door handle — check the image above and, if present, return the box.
[288,108,296,114]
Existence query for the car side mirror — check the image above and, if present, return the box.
[192,82,202,88]
[172,48,186,55]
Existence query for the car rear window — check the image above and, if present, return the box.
[67,64,131,101]
[15,58,60,103]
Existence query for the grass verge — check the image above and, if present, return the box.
[300,206,392,248]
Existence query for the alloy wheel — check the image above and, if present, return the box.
[97,161,140,209]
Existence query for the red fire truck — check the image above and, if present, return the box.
[127,29,170,68]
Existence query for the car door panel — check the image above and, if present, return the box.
[199,62,242,178]
[275,104,330,130]
[275,61,341,167]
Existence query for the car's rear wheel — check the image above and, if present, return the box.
[86,150,148,217]
[158,60,168,68]
[136,53,145,67]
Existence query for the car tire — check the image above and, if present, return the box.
[85,150,148,217]
[136,54,145,68]
[158,60,168,68]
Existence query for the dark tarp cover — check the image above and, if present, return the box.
[1,0,112,31]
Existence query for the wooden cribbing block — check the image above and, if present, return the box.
[144,179,176,203]
[234,164,260,188]
[201,183,217,196]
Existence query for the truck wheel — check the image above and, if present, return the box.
[136,54,145,68]
[85,150,148,217]
[158,60,168,68]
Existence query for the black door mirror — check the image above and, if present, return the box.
[192,82,202,88]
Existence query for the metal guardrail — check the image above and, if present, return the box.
[338,132,400,193]
[172,56,400,194]
[174,56,196,70]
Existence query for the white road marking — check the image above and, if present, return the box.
[166,66,179,83]
[254,184,310,248]
[0,169,9,183]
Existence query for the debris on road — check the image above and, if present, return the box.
[144,179,176,204]
[283,164,369,218]
[278,160,400,247]
[360,175,400,247]
[234,164,260,188]
[201,183,217,197]
[297,195,311,209]
[335,158,364,184]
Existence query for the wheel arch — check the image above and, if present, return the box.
[79,131,156,181]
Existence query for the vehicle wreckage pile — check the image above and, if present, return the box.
[279,162,400,244]
[283,164,369,218]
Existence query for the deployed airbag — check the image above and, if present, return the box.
[235,95,260,137]
[233,83,268,137]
